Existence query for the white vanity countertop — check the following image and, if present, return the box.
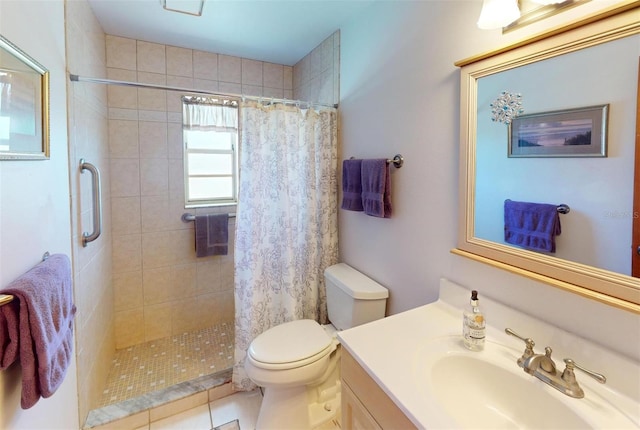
[338,297,459,427]
[337,278,640,429]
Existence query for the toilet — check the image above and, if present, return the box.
[245,263,389,429]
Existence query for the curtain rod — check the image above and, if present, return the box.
[69,74,338,109]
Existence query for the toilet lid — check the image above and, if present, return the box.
[249,319,332,365]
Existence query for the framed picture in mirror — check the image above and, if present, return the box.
[0,34,49,160]
[508,104,608,158]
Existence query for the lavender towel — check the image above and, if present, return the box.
[504,199,561,253]
[195,214,229,257]
[341,159,364,211]
[362,159,392,218]
[0,297,18,369]
[0,254,76,409]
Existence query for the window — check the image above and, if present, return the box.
[182,97,239,207]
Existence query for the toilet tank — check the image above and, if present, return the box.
[324,263,389,330]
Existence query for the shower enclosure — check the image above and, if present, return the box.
[65,1,339,426]
[66,5,237,423]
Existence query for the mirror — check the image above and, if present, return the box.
[454,3,640,312]
[0,34,49,160]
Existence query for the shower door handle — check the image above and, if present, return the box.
[80,159,102,247]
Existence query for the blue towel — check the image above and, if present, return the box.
[504,199,561,253]
[195,214,229,257]
[341,159,364,211]
[362,159,392,218]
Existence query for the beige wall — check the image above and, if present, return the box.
[66,0,114,421]
[105,35,295,349]
[293,31,340,106]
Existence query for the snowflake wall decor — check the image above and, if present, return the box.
[490,91,524,124]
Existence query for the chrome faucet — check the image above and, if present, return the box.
[505,328,606,398]
[522,346,556,375]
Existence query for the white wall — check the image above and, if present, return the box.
[339,0,640,361]
[0,0,79,429]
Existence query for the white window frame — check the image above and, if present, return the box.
[182,96,239,208]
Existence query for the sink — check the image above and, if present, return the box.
[431,354,589,429]
[413,336,638,429]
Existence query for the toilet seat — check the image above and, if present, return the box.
[248,319,334,370]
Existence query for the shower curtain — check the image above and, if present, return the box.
[232,101,339,390]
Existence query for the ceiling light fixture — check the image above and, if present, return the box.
[530,0,565,4]
[478,0,582,30]
[477,0,521,30]
[161,0,205,17]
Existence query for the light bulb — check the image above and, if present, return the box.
[477,0,521,30]
[530,0,565,4]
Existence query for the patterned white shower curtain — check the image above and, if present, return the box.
[232,101,339,390]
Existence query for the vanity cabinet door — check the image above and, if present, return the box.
[341,349,418,429]
[342,383,383,430]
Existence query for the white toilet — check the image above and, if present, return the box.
[245,263,389,429]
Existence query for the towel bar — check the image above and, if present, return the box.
[0,252,50,307]
[182,212,236,223]
[349,154,404,169]
[388,154,404,168]
[557,204,570,214]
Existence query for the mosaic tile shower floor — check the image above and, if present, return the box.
[99,322,234,407]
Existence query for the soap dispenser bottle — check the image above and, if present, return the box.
[463,290,485,351]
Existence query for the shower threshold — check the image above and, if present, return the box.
[84,322,235,428]
[84,369,232,428]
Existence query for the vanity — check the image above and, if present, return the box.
[338,278,640,429]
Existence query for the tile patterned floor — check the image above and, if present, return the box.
[100,322,234,407]
[141,390,341,430]
[138,390,262,430]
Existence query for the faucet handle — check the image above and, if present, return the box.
[540,347,556,373]
[562,358,607,385]
[505,328,536,367]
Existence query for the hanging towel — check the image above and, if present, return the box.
[0,254,76,409]
[504,199,561,253]
[341,159,364,211]
[195,214,229,257]
[361,159,392,218]
[0,299,19,369]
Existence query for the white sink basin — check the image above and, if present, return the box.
[413,336,637,429]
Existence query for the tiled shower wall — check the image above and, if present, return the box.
[66,0,114,421]
[105,36,295,349]
[105,29,340,350]
[293,31,340,106]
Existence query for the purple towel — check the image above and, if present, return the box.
[195,214,229,257]
[0,254,76,409]
[504,199,561,253]
[0,297,19,369]
[341,159,364,211]
[362,159,392,218]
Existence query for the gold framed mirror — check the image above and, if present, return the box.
[453,1,640,313]
[0,34,50,160]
